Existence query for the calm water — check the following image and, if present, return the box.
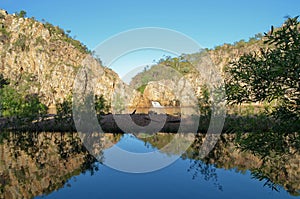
[0,132,299,199]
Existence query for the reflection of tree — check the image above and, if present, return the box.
[188,160,223,191]
[183,133,223,191]
[182,132,300,195]
[0,132,99,198]
[140,132,223,190]
[237,131,300,196]
[251,169,280,192]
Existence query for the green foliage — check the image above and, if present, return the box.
[234,39,246,48]
[56,94,109,120]
[43,21,90,54]
[56,95,73,119]
[226,17,300,122]
[249,33,263,44]
[157,55,195,74]
[35,36,46,46]
[0,74,9,88]
[44,22,65,36]
[16,10,27,18]
[0,84,47,123]
[0,25,10,42]
[198,84,211,116]
[130,55,196,90]
[136,84,147,94]
[94,94,109,114]
[14,34,29,51]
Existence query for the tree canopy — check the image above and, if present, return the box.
[226,17,300,122]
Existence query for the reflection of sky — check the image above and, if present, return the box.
[112,134,158,153]
[38,134,294,199]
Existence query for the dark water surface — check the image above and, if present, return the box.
[0,132,298,199]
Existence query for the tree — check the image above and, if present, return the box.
[56,95,73,119]
[0,74,9,88]
[16,10,27,18]
[94,94,109,114]
[226,17,300,122]
[0,84,47,123]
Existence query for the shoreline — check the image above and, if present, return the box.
[0,113,274,133]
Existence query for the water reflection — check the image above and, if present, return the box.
[141,133,300,196]
[0,132,100,198]
[0,131,299,198]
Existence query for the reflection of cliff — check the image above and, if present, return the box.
[142,133,300,195]
[0,132,98,199]
[196,133,300,196]
[78,132,122,159]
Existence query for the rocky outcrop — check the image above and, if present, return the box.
[0,10,140,113]
[143,80,177,106]
[130,37,267,108]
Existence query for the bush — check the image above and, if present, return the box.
[0,84,47,123]
[56,95,73,119]
[14,34,29,51]
[16,10,27,18]
[226,17,300,123]
[56,94,109,121]
[137,84,147,94]
[94,94,109,114]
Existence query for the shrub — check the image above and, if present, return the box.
[0,84,47,123]
[16,10,27,18]
[14,34,29,51]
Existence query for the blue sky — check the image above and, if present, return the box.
[1,0,299,77]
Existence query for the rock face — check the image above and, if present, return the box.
[143,79,198,108]
[143,80,177,106]
[0,10,140,113]
[0,10,266,112]
[130,38,267,108]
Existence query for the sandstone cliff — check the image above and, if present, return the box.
[130,34,267,107]
[0,9,140,113]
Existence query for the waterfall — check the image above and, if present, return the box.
[151,101,163,108]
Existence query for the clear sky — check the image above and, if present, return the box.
[1,0,299,78]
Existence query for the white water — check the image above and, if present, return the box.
[151,101,163,108]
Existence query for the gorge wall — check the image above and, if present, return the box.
[0,9,141,113]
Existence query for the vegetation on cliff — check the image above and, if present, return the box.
[130,16,300,132]
[0,9,122,116]
[226,17,300,125]
[0,9,119,130]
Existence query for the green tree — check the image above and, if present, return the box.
[16,10,27,18]
[0,85,47,123]
[198,84,211,116]
[0,74,9,88]
[56,95,73,119]
[94,94,109,114]
[226,17,300,122]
